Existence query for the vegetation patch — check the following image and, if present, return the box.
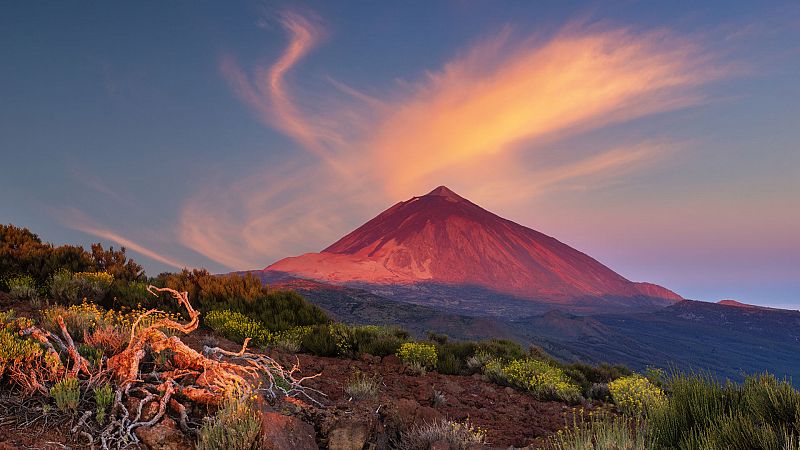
[397,342,438,370]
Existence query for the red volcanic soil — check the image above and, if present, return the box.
[265,186,681,303]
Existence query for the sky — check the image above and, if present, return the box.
[1,1,798,309]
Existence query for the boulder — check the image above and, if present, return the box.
[327,422,369,450]
[134,416,192,450]
[260,411,319,450]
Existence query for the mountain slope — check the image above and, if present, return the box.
[264,186,680,305]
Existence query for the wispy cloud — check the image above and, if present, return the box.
[60,208,187,270]
[188,13,727,270]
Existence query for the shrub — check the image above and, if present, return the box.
[272,326,311,353]
[51,376,81,414]
[482,359,508,384]
[106,280,151,309]
[345,370,381,401]
[6,274,39,304]
[301,325,339,356]
[563,362,632,396]
[436,352,463,375]
[351,325,408,357]
[205,310,273,347]
[398,419,486,450]
[397,342,437,370]
[94,383,113,425]
[649,372,800,450]
[466,350,493,373]
[330,323,354,356]
[0,327,44,381]
[477,339,526,361]
[49,269,78,303]
[503,358,582,403]
[548,416,647,450]
[73,271,113,303]
[609,374,666,417]
[587,383,612,401]
[41,302,125,338]
[78,343,104,368]
[197,395,262,450]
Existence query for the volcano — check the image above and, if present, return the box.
[262,186,681,305]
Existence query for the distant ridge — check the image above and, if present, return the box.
[262,186,681,306]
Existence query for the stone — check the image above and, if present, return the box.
[134,416,192,450]
[260,411,319,450]
[328,422,369,450]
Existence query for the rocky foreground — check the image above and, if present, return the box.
[0,321,609,450]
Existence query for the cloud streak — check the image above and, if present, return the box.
[61,209,187,270]
[190,15,727,270]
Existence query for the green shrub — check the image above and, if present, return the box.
[397,342,437,370]
[502,358,582,403]
[73,272,113,303]
[476,339,526,361]
[6,274,39,304]
[563,362,632,396]
[301,325,339,356]
[205,310,273,347]
[351,325,408,357]
[51,376,81,414]
[0,327,44,380]
[398,419,486,450]
[197,395,262,450]
[94,383,113,425]
[78,343,104,368]
[648,372,730,448]
[436,352,463,375]
[272,326,312,353]
[106,280,151,308]
[548,416,647,450]
[330,323,354,356]
[609,374,666,417]
[49,269,78,303]
[345,370,381,401]
[466,350,493,373]
[482,359,507,384]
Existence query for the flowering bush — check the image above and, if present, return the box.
[609,374,666,417]
[205,310,273,347]
[502,358,583,403]
[397,342,437,369]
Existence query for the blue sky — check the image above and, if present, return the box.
[1,1,798,308]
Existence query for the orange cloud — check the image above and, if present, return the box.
[190,15,726,270]
[365,25,719,196]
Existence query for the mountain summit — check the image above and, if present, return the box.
[264,186,681,304]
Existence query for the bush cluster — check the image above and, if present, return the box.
[609,374,666,417]
[397,342,438,370]
[488,358,583,403]
[155,270,329,332]
[648,373,800,449]
[48,270,114,304]
[0,224,143,292]
[205,309,274,347]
